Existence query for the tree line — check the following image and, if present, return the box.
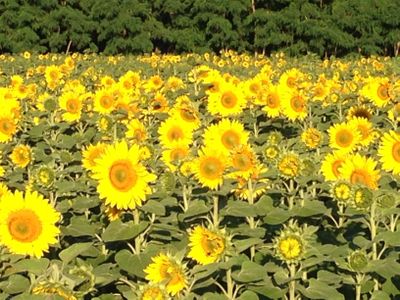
[0,0,399,57]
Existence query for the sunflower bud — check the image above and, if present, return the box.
[348,250,368,272]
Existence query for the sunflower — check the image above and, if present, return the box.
[93,88,116,114]
[279,68,304,90]
[388,103,400,123]
[278,152,302,179]
[378,130,400,175]
[188,226,226,265]
[44,65,63,85]
[0,190,60,258]
[339,154,380,190]
[328,122,360,154]
[281,89,308,121]
[203,118,249,155]
[10,144,32,168]
[137,284,168,300]
[301,127,323,149]
[360,77,393,107]
[59,92,83,122]
[32,282,77,300]
[274,224,306,263]
[144,253,187,296]
[92,140,157,209]
[320,152,348,181]
[82,142,107,173]
[0,111,18,143]
[346,105,373,121]
[261,84,282,118]
[207,81,246,117]
[169,96,201,131]
[158,117,193,148]
[228,145,257,180]
[161,143,190,172]
[125,119,148,143]
[348,117,375,147]
[193,147,227,190]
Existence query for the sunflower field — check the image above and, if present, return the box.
[0,51,399,300]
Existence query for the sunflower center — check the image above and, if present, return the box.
[49,70,59,81]
[200,157,224,179]
[180,108,197,122]
[377,84,389,100]
[332,160,343,178]
[391,142,400,162]
[287,77,296,88]
[100,95,113,109]
[350,169,369,186]
[170,148,186,162]
[221,91,238,108]
[232,152,252,171]
[66,98,80,113]
[266,93,280,108]
[201,234,225,256]
[0,118,16,135]
[167,126,184,141]
[8,209,43,243]
[335,130,353,147]
[249,83,260,94]
[279,236,302,260]
[221,130,240,150]
[109,160,137,192]
[290,96,305,112]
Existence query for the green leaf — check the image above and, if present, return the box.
[371,291,391,300]
[237,291,259,300]
[232,261,266,283]
[249,284,285,299]
[235,238,263,253]
[300,279,344,300]
[115,249,158,279]
[11,258,49,276]
[292,199,329,217]
[179,200,210,221]
[0,274,30,294]
[222,200,257,217]
[59,242,93,264]
[141,200,166,216]
[102,220,149,242]
[375,231,400,246]
[253,195,274,216]
[62,216,99,237]
[263,208,292,225]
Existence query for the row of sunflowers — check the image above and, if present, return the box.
[0,51,399,299]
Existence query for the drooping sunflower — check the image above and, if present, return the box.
[280,89,308,121]
[378,130,400,175]
[339,154,380,190]
[188,225,226,265]
[203,118,249,155]
[10,144,32,168]
[346,105,373,121]
[144,253,187,296]
[193,147,227,190]
[158,117,193,148]
[0,190,60,258]
[207,81,246,117]
[328,122,361,154]
[59,92,83,122]
[320,152,348,181]
[82,142,108,173]
[92,140,157,209]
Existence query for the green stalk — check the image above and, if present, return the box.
[133,209,141,253]
[247,179,256,260]
[289,263,296,300]
[213,195,219,227]
[369,201,379,291]
[226,267,234,299]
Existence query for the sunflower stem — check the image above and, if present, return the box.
[247,179,256,260]
[133,209,141,253]
[355,273,364,300]
[369,200,379,291]
[182,184,189,212]
[288,263,296,300]
[338,203,345,228]
[226,267,234,299]
[213,195,219,227]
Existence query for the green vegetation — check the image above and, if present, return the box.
[0,0,399,56]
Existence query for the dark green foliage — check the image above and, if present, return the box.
[0,0,399,56]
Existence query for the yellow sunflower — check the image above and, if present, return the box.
[158,117,193,148]
[279,68,304,90]
[10,144,32,168]
[301,127,323,149]
[348,117,375,147]
[92,140,157,209]
[59,92,83,122]
[207,81,246,117]
[360,77,393,107]
[161,143,190,172]
[228,144,257,180]
[137,284,168,300]
[346,105,373,121]
[378,130,400,175]
[339,154,380,190]
[328,122,360,154]
[203,118,249,155]
[144,253,187,296]
[82,142,107,172]
[281,88,308,121]
[261,84,282,118]
[194,147,227,190]
[93,88,116,114]
[125,119,148,143]
[320,152,348,181]
[0,190,60,258]
[0,111,18,143]
[188,226,226,265]
[278,152,302,179]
